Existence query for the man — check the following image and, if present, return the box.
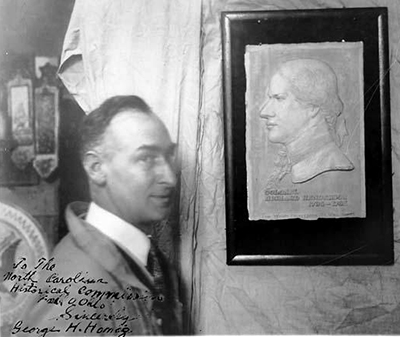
[259,58,354,186]
[15,95,182,335]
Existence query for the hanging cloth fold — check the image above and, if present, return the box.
[58,0,202,142]
[58,1,202,333]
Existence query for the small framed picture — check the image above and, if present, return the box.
[1,73,38,186]
[33,84,59,179]
[222,7,393,265]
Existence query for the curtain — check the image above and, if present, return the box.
[59,0,203,332]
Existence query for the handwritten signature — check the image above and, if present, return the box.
[10,320,60,337]
[10,319,132,337]
[3,256,155,337]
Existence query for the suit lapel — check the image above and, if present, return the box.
[66,202,152,291]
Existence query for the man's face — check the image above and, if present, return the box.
[100,111,177,230]
[259,73,311,144]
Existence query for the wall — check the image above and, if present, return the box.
[0,0,74,57]
[0,0,75,244]
[189,0,400,334]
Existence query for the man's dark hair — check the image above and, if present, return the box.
[79,95,152,159]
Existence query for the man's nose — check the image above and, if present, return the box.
[259,99,275,119]
[158,158,177,187]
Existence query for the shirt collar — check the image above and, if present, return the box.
[85,202,150,266]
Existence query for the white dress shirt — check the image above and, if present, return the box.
[85,202,150,266]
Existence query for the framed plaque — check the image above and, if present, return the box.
[222,8,393,265]
[33,84,59,179]
[1,73,38,186]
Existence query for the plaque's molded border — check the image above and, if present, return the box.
[221,7,393,265]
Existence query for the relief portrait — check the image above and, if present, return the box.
[260,58,354,186]
[245,43,366,220]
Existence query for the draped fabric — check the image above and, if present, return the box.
[59,0,400,334]
[59,0,201,142]
[59,0,202,333]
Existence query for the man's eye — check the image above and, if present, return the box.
[167,150,176,162]
[275,96,285,102]
[139,154,157,163]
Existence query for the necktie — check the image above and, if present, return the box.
[146,241,165,298]
[146,241,182,335]
[147,241,170,332]
[115,242,180,334]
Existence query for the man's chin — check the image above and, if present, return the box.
[150,209,171,222]
[146,198,173,222]
[268,136,284,144]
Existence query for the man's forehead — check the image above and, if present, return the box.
[111,109,154,123]
[108,110,166,133]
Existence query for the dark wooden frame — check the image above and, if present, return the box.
[222,7,393,265]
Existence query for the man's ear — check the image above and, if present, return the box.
[83,151,107,186]
[308,105,320,118]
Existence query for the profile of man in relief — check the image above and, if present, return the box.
[259,58,354,186]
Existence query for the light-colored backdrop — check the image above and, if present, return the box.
[191,0,400,333]
[58,0,400,333]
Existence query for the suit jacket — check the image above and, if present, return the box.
[16,202,182,336]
